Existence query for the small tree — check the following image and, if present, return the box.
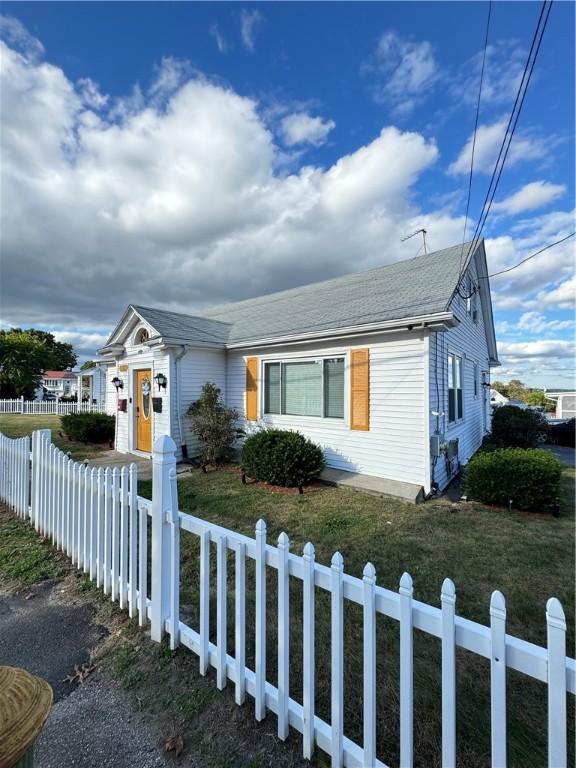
[187,382,242,467]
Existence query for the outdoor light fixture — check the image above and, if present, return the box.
[111,376,124,390]
[154,372,167,391]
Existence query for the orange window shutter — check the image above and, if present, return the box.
[245,357,258,421]
[350,348,370,431]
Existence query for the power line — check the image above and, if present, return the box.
[455,0,553,290]
[479,232,575,279]
[458,0,492,280]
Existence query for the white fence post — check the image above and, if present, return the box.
[330,551,344,768]
[150,434,177,643]
[490,591,507,768]
[31,429,50,526]
[547,597,567,768]
[303,541,316,759]
[255,518,267,722]
[20,396,24,414]
[277,531,290,740]
[441,578,457,768]
[399,572,414,768]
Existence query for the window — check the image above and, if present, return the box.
[264,358,345,419]
[473,362,479,397]
[448,353,463,423]
[135,328,149,345]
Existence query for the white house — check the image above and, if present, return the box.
[545,391,576,420]
[490,389,508,407]
[97,240,499,500]
[41,370,78,398]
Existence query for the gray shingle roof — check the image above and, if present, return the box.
[132,241,479,346]
[131,305,231,345]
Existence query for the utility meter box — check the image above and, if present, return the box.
[430,435,442,457]
[445,439,459,459]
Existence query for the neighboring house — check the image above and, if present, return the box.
[545,390,576,420]
[41,370,78,398]
[490,389,508,407]
[97,240,499,499]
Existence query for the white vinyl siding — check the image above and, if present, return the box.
[429,258,492,491]
[172,348,227,459]
[227,331,429,488]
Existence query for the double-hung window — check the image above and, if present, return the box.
[448,353,463,423]
[264,357,345,419]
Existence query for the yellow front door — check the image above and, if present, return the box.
[136,369,152,452]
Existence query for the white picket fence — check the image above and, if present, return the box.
[0,398,104,415]
[0,429,574,768]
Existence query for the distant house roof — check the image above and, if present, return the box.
[101,240,498,361]
[42,370,76,379]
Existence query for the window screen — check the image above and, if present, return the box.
[264,362,281,414]
[324,358,345,418]
[282,361,322,416]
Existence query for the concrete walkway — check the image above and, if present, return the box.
[87,450,153,479]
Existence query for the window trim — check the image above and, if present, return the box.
[447,351,464,425]
[473,361,479,399]
[262,354,347,422]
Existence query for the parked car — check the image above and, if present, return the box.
[547,418,576,448]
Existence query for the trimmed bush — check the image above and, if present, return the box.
[241,429,325,487]
[61,412,115,445]
[464,447,562,511]
[489,405,548,448]
[548,418,576,448]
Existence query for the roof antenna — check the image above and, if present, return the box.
[401,228,428,254]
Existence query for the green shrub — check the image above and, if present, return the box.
[464,448,562,511]
[241,429,325,487]
[61,412,115,444]
[187,382,242,466]
[489,405,548,448]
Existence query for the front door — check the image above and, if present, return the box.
[136,369,152,452]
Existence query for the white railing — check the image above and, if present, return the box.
[0,398,104,415]
[0,430,573,768]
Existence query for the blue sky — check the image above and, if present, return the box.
[1,2,574,386]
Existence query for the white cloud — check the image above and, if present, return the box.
[493,181,566,216]
[535,276,576,310]
[451,41,526,108]
[209,23,228,53]
[149,56,192,101]
[78,78,108,110]
[363,31,440,115]
[516,311,574,333]
[280,113,335,147]
[448,120,551,175]
[498,340,575,360]
[487,211,575,310]
[0,15,44,59]
[2,32,472,332]
[240,9,262,53]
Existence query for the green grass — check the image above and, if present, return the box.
[0,435,572,766]
[0,507,69,589]
[139,464,575,768]
[0,414,106,460]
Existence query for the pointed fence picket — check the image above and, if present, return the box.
[0,429,574,768]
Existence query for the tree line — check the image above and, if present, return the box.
[491,379,554,411]
[0,328,77,398]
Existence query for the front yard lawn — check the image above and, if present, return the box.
[0,414,108,460]
[139,465,575,768]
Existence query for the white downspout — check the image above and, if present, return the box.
[174,346,187,459]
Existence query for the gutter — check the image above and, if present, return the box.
[173,345,188,459]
